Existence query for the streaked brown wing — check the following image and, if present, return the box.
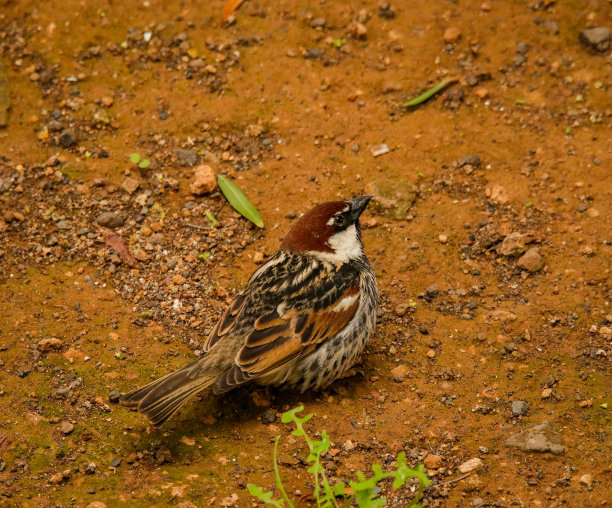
[213,280,360,393]
[201,291,248,353]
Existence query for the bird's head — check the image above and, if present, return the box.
[280,196,372,264]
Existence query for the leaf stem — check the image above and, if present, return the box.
[273,435,294,508]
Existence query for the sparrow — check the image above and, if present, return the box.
[120,196,378,427]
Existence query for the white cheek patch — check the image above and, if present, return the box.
[323,224,362,263]
[332,293,359,312]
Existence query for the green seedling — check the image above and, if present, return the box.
[248,406,431,507]
[205,210,218,227]
[130,152,151,169]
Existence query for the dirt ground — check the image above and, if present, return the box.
[0,0,611,506]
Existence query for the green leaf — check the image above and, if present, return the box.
[515,98,525,104]
[281,405,305,423]
[130,153,141,164]
[247,484,284,507]
[198,252,211,260]
[405,78,456,107]
[217,175,264,228]
[138,159,150,169]
[333,38,346,48]
[332,483,347,497]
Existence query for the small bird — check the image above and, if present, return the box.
[120,196,378,426]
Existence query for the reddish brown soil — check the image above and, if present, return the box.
[0,0,610,507]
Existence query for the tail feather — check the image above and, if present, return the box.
[140,381,211,427]
[120,360,216,427]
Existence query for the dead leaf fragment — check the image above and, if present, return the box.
[221,0,244,24]
[104,231,138,267]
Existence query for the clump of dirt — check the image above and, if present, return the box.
[0,0,610,506]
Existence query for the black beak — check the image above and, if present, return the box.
[348,196,371,223]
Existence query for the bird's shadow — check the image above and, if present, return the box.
[128,368,370,460]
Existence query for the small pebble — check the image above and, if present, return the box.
[425,284,439,297]
[310,17,326,28]
[262,409,276,424]
[59,421,74,435]
[458,457,483,473]
[443,27,461,43]
[371,144,389,157]
[96,212,124,229]
[423,454,443,469]
[512,400,529,416]
[59,130,77,148]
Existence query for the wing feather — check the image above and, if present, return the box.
[198,251,362,394]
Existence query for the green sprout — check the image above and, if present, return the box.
[130,152,151,169]
[205,210,218,227]
[248,406,431,508]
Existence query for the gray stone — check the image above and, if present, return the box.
[365,179,418,219]
[517,248,544,272]
[96,212,124,229]
[579,27,610,53]
[504,421,565,455]
[504,342,517,352]
[425,284,439,297]
[459,154,481,167]
[511,400,529,416]
[59,130,77,148]
[304,48,323,59]
[175,148,198,166]
[56,220,72,230]
[262,409,276,424]
[84,462,97,475]
[56,386,71,397]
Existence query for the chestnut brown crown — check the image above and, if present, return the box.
[280,196,371,257]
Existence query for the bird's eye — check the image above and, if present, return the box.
[334,215,345,227]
